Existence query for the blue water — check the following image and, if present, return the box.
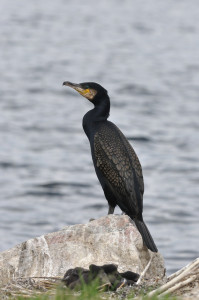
[0,0,199,275]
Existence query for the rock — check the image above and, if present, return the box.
[0,215,165,287]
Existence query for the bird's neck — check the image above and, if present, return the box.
[93,96,110,120]
[83,95,110,138]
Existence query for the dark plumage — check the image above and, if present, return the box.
[62,264,139,290]
[63,81,158,252]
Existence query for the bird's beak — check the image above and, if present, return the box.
[63,81,85,93]
[63,81,97,100]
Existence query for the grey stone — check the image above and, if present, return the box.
[0,215,165,287]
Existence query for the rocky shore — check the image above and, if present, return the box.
[0,215,198,299]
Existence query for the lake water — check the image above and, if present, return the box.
[0,0,199,275]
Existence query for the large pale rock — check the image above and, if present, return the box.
[0,215,165,286]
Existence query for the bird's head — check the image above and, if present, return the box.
[63,81,108,104]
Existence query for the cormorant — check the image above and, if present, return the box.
[63,81,158,252]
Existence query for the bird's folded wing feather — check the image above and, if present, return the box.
[94,123,144,214]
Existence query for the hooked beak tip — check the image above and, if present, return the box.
[62,81,78,89]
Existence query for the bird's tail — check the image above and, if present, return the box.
[134,218,158,252]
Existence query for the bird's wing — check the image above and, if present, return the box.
[117,126,144,193]
[94,122,144,215]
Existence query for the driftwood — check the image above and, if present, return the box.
[145,257,199,299]
[136,253,154,285]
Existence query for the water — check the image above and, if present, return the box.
[0,0,199,275]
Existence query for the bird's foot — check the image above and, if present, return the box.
[89,218,95,222]
[108,205,115,214]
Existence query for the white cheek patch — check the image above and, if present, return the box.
[86,89,97,100]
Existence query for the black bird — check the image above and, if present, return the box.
[63,81,158,252]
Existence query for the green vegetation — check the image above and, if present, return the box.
[15,281,178,300]
[16,281,102,300]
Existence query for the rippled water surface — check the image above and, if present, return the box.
[0,0,199,274]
